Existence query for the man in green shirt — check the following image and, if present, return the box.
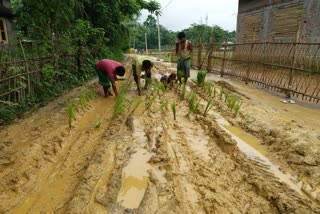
[132,56,154,95]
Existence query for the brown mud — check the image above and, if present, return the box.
[192,69,320,199]
[0,58,319,213]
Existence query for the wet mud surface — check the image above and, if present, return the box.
[0,58,320,213]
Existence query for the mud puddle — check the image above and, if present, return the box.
[116,118,165,209]
[221,121,320,202]
[213,113,306,197]
[117,148,152,209]
[78,95,114,129]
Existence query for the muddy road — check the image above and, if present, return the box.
[0,58,320,213]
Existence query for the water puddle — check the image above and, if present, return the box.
[78,96,114,129]
[224,125,268,159]
[116,118,157,209]
[117,148,152,209]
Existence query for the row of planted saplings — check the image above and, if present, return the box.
[112,70,243,122]
[196,70,243,117]
[141,71,242,121]
[141,73,216,120]
[65,88,97,128]
[171,70,243,120]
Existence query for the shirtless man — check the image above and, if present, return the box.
[175,32,193,84]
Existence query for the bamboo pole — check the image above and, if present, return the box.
[245,44,254,84]
[19,41,30,97]
[207,36,214,72]
[197,36,202,69]
[286,23,300,98]
[221,39,227,78]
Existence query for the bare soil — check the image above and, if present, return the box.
[0,58,320,214]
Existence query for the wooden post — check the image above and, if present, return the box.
[207,38,214,72]
[197,36,202,69]
[287,25,300,98]
[287,43,297,98]
[19,41,30,96]
[245,44,254,84]
[221,39,227,77]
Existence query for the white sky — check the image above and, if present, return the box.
[139,0,239,32]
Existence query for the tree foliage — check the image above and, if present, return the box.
[128,20,236,50]
[12,0,161,50]
[183,24,235,44]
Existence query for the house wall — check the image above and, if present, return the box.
[237,0,320,43]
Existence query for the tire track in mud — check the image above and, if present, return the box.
[92,79,320,213]
[0,83,118,213]
[96,62,320,213]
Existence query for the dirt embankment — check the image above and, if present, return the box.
[0,59,319,213]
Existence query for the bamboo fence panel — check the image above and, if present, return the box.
[172,41,320,103]
[0,42,81,109]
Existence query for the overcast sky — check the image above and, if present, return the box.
[139,0,239,32]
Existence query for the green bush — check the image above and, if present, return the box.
[0,108,16,125]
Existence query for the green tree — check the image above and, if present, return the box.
[12,0,161,49]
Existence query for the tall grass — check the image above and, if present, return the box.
[188,92,200,115]
[228,95,238,111]
[234,101,243,117]
[224,90,230,103]
[160,99,169,111]
[181,81,187,100]
[188,92,197,107]
[113,83,131,117]
[86,88,97,100]
[213,86,217,98]
[79,94,88,109]
[195,70,207,87]
[188,100,200,115]
[157,82,166,93]
[203,100,214,116]
[171,102,176,120]
[206,83,213,96]
[146,94,157,110]
[66,103,75,128]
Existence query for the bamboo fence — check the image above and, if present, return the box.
[0,41,83,109]
[172,40,320,103]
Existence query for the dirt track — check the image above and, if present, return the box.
[0,58,320,213]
